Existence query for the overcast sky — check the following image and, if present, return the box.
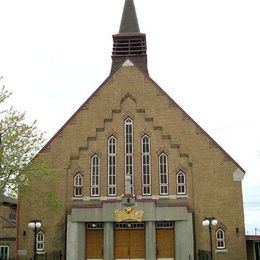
[0,0,259,234]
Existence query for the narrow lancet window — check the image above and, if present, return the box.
[73,173,83,197]
[142,135,151,195]
[36,231,45,252]
[91,155,100,196]
[125,118,134,193]
[159,153,168,195]
[216,228,226,249]
[108,136,117,196]
[176,171,186,195]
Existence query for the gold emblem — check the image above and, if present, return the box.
[114,207,144,222]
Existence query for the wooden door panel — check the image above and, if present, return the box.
[130,230,145,258]
[86,229,103,259]
[115,230,130,258]
[156,229,174,258]
[115,229,145,259]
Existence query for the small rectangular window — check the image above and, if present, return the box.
[9,207,16,221]
[0,246,9,260]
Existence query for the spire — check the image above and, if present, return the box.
[119,0,140,33]
[110,0,148,75]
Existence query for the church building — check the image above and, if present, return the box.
[17,1,247,259]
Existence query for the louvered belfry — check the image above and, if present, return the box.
[111,0,148,74]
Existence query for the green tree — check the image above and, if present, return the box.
[0,79,59,207]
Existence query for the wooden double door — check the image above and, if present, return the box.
[114,222,145,260]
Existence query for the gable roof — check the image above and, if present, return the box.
[39,57,245,173]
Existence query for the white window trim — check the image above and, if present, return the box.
[141,135,151,195]
[73,173,83,197]
[176,171,186,195]
[0,245,9,259]
[36,231,45,252]
[159,153,169,196]
[108,136,117,196]
[125,118,134,194]
[216,228,226,249]
[91,155,100,197]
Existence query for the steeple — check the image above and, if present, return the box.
[111,0,148,75]
[119,0,140,33]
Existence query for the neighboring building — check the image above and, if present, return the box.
[17,0,247,259]
[0,195,17,260]
[246,235,260,260]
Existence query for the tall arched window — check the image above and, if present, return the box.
[125,118,134,193]
[73,173,83,197]
[216,228,226,249]
[36,231,45,252]
[176,171,186,195]
[142,135,151,195]
[91,155,100,197]
[159,153,168,195]
[108,136,117,196]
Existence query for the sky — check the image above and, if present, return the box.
[0,0,259,234]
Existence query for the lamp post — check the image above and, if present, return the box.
[28,220,42,260]
[202,217,218,260]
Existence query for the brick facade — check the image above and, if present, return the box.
[17,0,247,258]
[17,63,247,259]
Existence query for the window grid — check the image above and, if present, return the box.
[91,155,100,196]
[108,136,117,196]
[74,173,83,197]
[159,153,168,195]
[216,229,225,249]
[177,171,186,195]
[125,118,134,193]
[142,135,151,195]
[36,231,45,252]
[86,223,104,230]
[156,221,174,228]
[115,222,144,229]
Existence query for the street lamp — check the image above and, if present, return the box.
[202,217,218,259]
[28,220,42,260]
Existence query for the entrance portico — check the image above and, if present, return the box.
[66,199,194,260]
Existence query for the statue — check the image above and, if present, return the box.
[125,174,132,195]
